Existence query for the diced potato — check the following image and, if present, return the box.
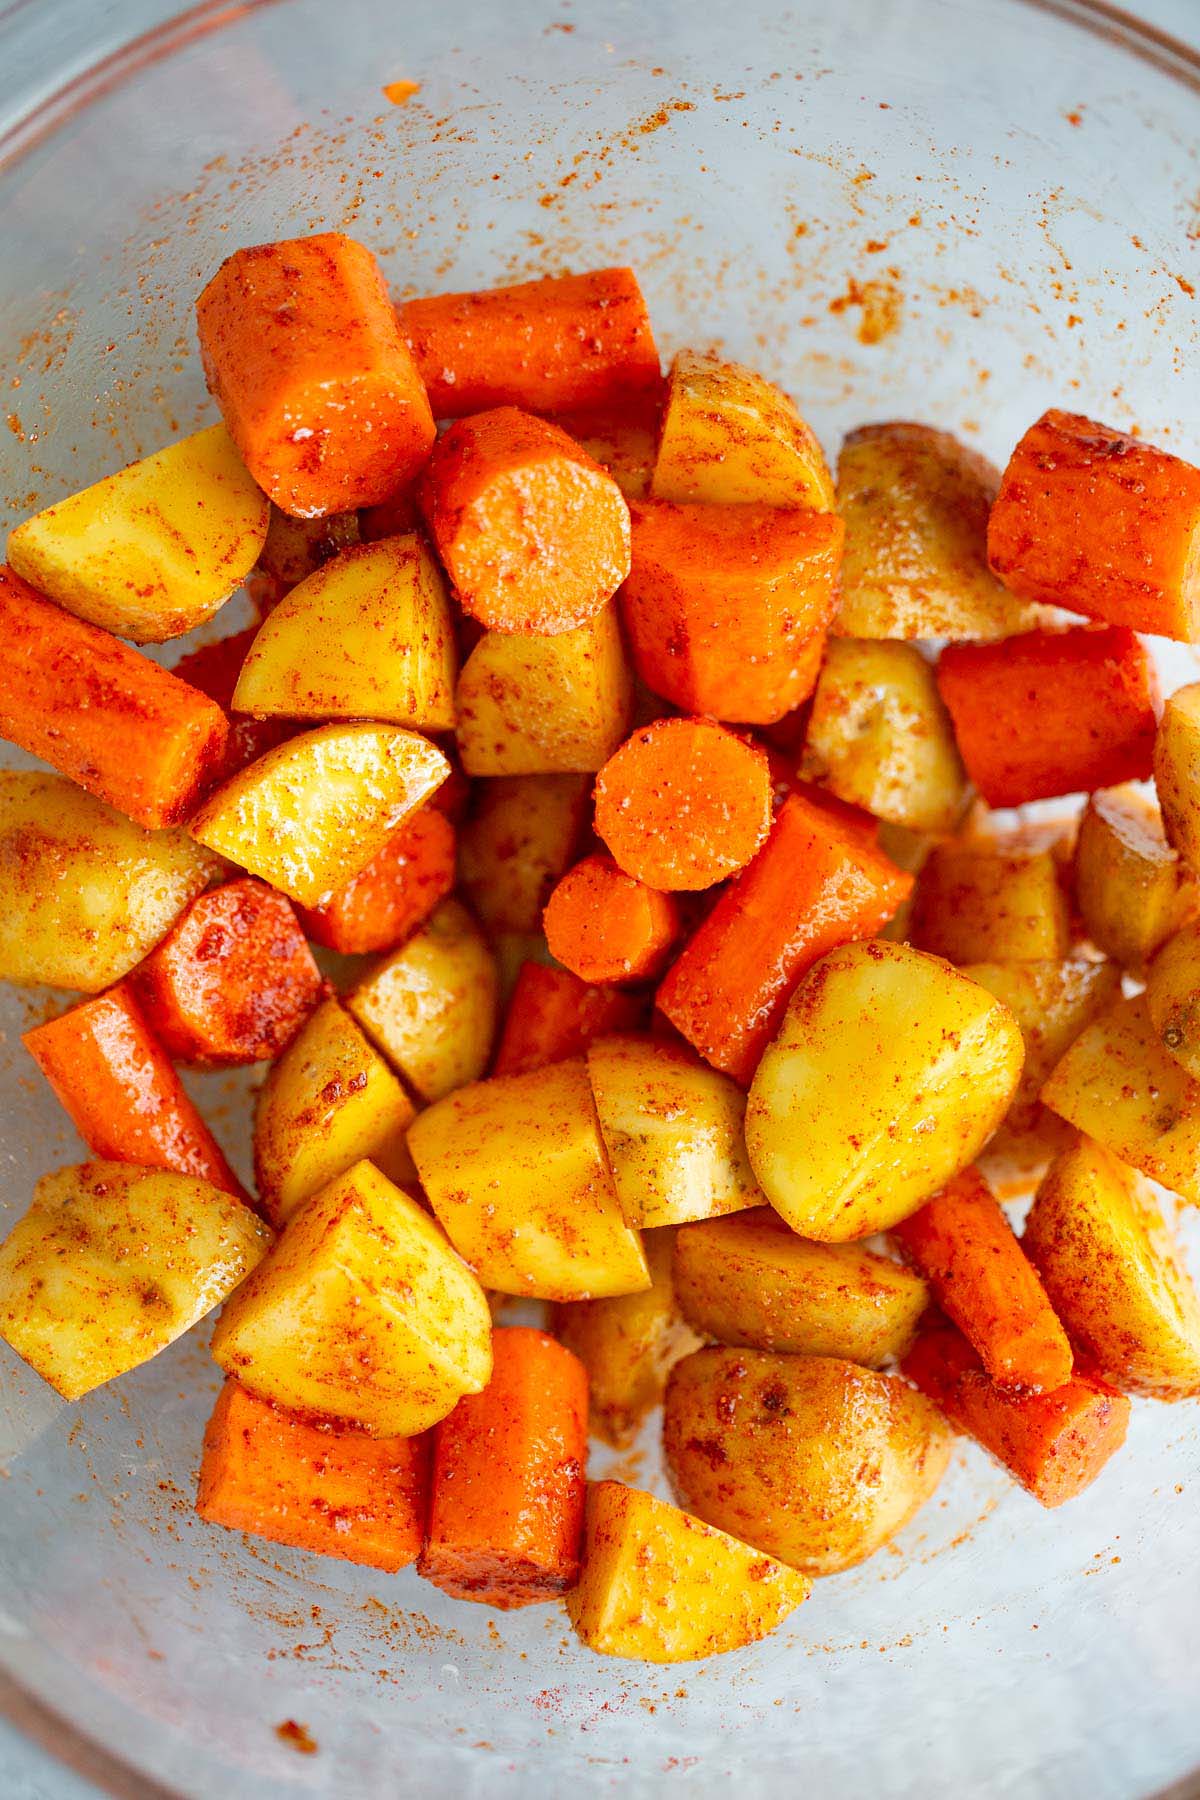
[254,998,417,1228]
[554,1227,701,1447]
[1074,785,1196,970]
[0,1161,270,1400]
[1157,684,1200,873]
[455,603,632,776]
[458,774,588,934]
[0,772,221,992]
[1025,1139,1200,1399]
[345,899,498,1103]
[407,1059,649,1300]
[566,1482,811,1662]
[745,940,1024,1241]
[7,425,268,643]
[585,1034,761,1229]
[257,504,359,589]
[663,1347,951,1575]
[492,930,556,1005]
[877,819,932,943]
[1147,923,1200,1078]
[190,723,448,908]
[211,1159,492,1435]
[673,1208,928,1365]
[1041,993,1200,1206]
[799,639,969,834]
[909,842,1071,963]
[651,350,834,510]
[556,401,659,501]
[233,536,456,730]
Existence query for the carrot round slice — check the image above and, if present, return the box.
[544,854,680,985]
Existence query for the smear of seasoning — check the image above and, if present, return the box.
[275,1719,318,1755]
[382,80,421,106]
[828,276,903,344]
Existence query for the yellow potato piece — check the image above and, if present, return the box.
[746,940,1023,1240]
[407,1058,649,1300]
[650,350,834,510]
[0,772,221,992]
[1146,923,1200,1079]
[211,1159,492,1436]
[566,1482,811,1663]
[0,1161,270,1400]
[1154,682,1200,873]
[7,425,268,643]
[233,535,456,729]
[1074,785,1197,971]
[190,723,448,907]
[909,842,1071,964]
[458,773,588,934]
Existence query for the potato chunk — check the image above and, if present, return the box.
[651,350,834,510]
[0,1161,270,1400]
[910,842,1071,964]
[1073,785,1196,970]
[211,1159,492,1435]
[407,1059,649,1300]
[1154,682,1200,872]
[1024,1140,1200,1400]
[1146,923,1200,1078]
[664,1348,951,1575]
[0,772,221,992]
[566,1482,811,1662]
[746,941,1023,1241]
[458,773,588,934]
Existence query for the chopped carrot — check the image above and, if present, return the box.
[0,563,229,829]
[24,985,243,1197]
[419,1326,588,1607]
[197,231,435,517]
[197,1379,428,1571]
[892,1168,1073,1392]
[789,777,881,848]
[171,629,296,777]
[987,409,1200,642]
[298,808,456,954]
[399,268,660,420]
[935,626,1159,808]
[656,791,912,1084]
[419,407,631,635]
[130,878,324,1066]
[493,963,645,1077]
[620,500,842,724]
[544,854,681,985]
[594,719,773,892]
[358,485,421,542]
[903,1318,1130,1507]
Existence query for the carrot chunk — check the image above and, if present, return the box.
[419,1326,588,1608]
[544,854,681,985]
[197,232,435,517]
[23,985,243,1196]
[399,268,660,420]
[892,1168,1073,1392]
[987,409,1200,642]
[197,1379,428,1572]
[298,808,456,954]
[171,628,297,777]
[903,1318,1130,1507]
[419,408,631,635]
[594,719,773,891]
[621,500,842,724]
[0,564,229,829]
[493,963,644,1077]
[656,792,912,1084]
[935,626,1159,808]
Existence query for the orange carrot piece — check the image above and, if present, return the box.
[197,1379,428,1571]
[892,1168,1073,1392]
[594,719,773,892]
[492,962,645,1077]
[419,1326,588,1608]
[419,407,631,635]
[0,564,229,829]
[620,500,843,724]
[544,854,681,985]
[298,808,456,954]
[197,232,436,518]
[656,791,912,1084]
[903,1318,1130,1507]
[789,777,881,848]
[23,985,243,1196]
[171,628,297,778]
[399,268,661,420]
[130,878,323,1066]
[987,409,1200,642]
[936,626,1159,809]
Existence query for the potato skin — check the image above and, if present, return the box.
[1074,785,1196,971]
[910,843,1071,964]
[663,1347,951,1575]
[1146,922,1200,1080]
[1154,682,1200,874]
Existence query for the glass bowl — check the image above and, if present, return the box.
[1,2,1199,1794]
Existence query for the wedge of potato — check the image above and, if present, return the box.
[566,1482,811,1662]
[910,842,1071,964]
[190,723,448,907]
[211,1159,492,1435]
[746,941,1024,1240]
[7,425,268,643]
[458,774,588,934]
[0,772,221,991]
[651,350,834,510]
[1154,682,1200,873]
[663,1348,951,1575]
[1146,923,1200,1079]
[0,1161,270,1400]
[1074,785,1197,970]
